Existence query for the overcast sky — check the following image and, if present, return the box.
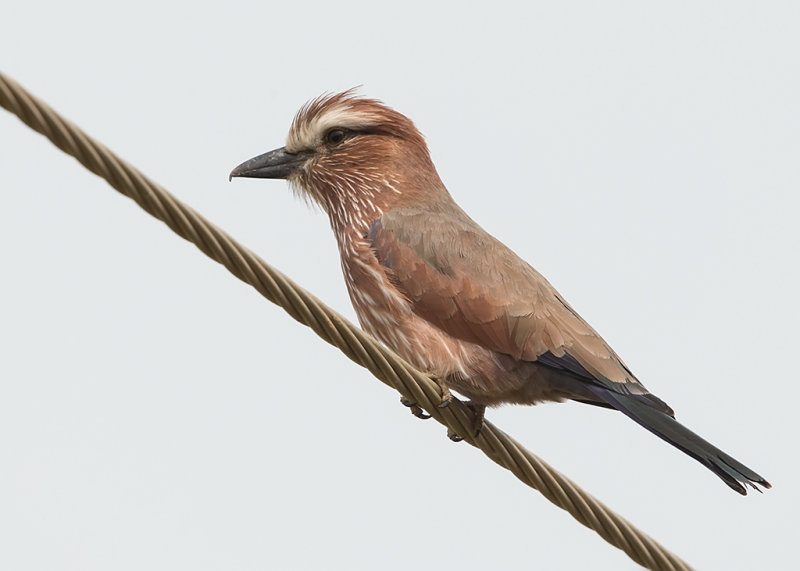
[1,2,798,570]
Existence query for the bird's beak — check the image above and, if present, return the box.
[229,147,310,181]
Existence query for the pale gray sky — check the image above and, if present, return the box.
[1,2,798,569]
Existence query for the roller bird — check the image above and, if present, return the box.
[230,91,770,495]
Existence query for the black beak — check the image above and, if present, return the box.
[229,147,311,181]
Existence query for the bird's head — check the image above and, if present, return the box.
[230,90,445,228]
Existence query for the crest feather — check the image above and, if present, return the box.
[286,90,428,154]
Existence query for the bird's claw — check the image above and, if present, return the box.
[401,397,431,419]
[446,401,486,443]
[447,428,463,442]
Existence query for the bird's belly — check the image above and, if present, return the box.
[353,294,466,377]
[353,297,570,406]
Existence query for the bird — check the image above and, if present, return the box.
[230,90,770,495]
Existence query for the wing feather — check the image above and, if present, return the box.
[369,205,659,402]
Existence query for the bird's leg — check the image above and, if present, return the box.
[431,374,454,408]
[447,401,487,442]
[400,396,431,419]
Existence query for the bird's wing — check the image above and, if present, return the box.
[369,205,661,404]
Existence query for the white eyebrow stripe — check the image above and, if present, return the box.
[286,106,379,152]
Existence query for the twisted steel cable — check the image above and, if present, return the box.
[0,70,692,571]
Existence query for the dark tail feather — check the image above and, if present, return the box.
[586,386,771,495]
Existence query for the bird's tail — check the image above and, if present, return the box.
[585,386,771,495]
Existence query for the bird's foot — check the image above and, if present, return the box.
[447,401,486,442]
[400,373,453,420]
[400,397,431,420]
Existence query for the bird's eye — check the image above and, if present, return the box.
[325,129,346,145]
